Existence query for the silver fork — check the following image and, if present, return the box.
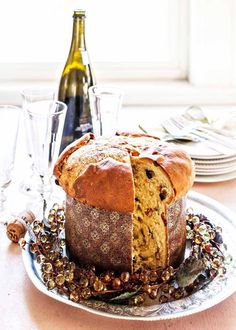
[171,116,236,151]
[164,117,236,155]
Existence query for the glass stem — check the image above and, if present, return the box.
[0,187,6,212]
[39,175,51,227]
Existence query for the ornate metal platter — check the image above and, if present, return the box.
[22,191,236,320]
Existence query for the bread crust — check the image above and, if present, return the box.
[73,157,134,213]
[54,132,194,212]
[54,133,95,180]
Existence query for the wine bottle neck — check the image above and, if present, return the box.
[71,17,86,51]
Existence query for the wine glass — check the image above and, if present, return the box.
[89,85,123,136]
[0,105,22,214]
[20,89,55,195]
[25,100,67,224]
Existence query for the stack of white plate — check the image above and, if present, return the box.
[193,154,236,182]
[172,140,236,182]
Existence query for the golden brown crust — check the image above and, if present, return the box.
[73,157,134,213]
[53,133,95,179]
[116,132,194,200]
[136,144,194,200]
[54,132,194,212]
[116,131,161,140]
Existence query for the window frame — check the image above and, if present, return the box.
[0,0,236,106]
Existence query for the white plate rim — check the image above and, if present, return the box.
[195,170,236,183]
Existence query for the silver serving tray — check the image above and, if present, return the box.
[22,191,236,321]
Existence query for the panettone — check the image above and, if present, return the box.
[54,132,195,273]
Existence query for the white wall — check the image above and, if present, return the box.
[0,0,236,105]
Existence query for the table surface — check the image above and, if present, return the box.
[1,106,236,330]
[1,181,236,330]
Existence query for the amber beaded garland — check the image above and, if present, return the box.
[22,204,230,306]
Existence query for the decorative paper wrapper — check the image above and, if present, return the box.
[167,198,186,267]
[65,196,186,272]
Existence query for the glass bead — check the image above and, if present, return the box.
[149,270,158,282]
[70,290,79,302]
[186,231,194,240]
[167,266,174,276]
[186,225,191,232]
[168,286,176,295]
[194,235,202,245]
[55,259,64,268]
[79,275,89,288]
[173,288,185,300]
[50,224,58,232]
[40,235,47,243]
[149,289,158,300]
[203,243,212,253]
[143,284,152,294]
[47,279,56,290]
[42,262,53,273]
[81,288,92,299]
[43,273,52,282]
[48,214,55,223]
[112,278,121,289]
[192,216,200,225]
[57,215,65,223]
[210,248,219,257]
[198,224,207,234]
[212,258,222,269]
[140,272,149,283]
[93,280,104,292]
[131,294,145,306]
[58,223,65,231]
[48,251,58,261]
[33,224,41,234]
[202,232,211,242]
[120,272,130,283]
[55,274,65,286]
[65,270,74,282]
[36,254,45,264]
[103,274,111,283]
[30,243,38,253]
[161,270,170,282]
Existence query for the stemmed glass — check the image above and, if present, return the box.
[20,89,55,195]
[25,100,67,223]
[88,85,123,136]
[0,105,22,214]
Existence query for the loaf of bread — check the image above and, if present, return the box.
[54,132,194,272]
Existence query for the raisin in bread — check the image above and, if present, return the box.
[54,132,194,272]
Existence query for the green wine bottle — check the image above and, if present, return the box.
[58,10,95,152]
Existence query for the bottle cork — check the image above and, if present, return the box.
[6,210,36,243]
